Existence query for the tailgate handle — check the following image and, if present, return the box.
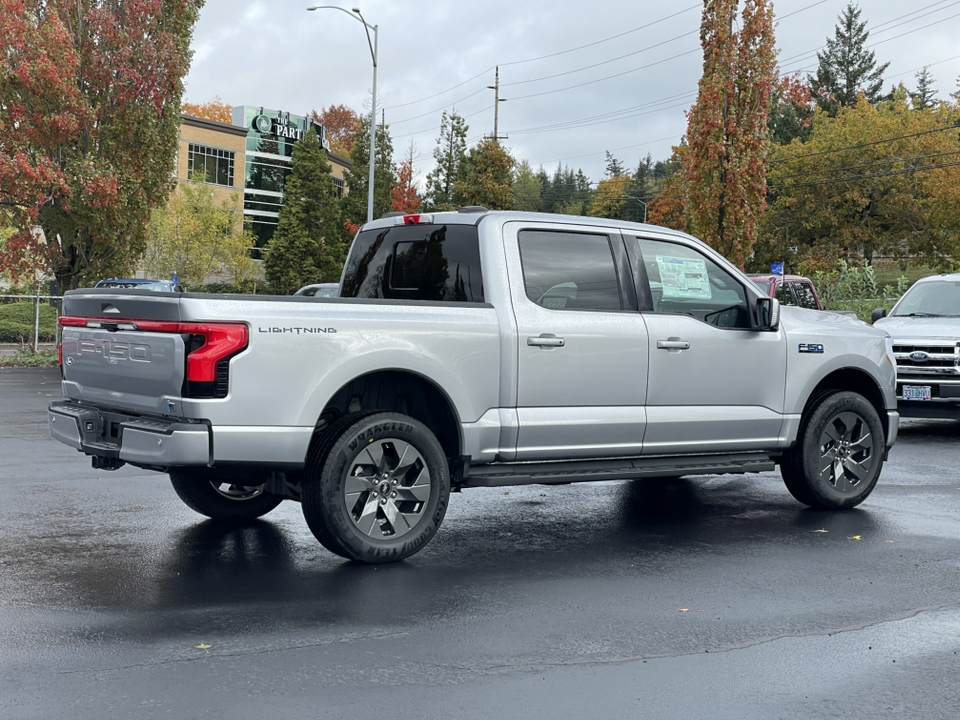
[528,334,565,348]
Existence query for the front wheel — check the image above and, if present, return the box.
[170,473,283,521]
[301,412,450,563]
[780,391,885,509]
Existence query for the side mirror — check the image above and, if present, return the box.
[871,307,887,323]
[756,297,780,331]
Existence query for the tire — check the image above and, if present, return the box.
[170,472,283,521]
[301,411,450,563]
[780,391,885,509]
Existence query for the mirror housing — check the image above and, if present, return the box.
[871,307,887,323]
[756,297,780,331]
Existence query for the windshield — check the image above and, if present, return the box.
[891,279,960,317]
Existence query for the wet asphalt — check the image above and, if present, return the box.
[1,368,959,720]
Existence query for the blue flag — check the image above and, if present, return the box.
[770,262,784,276]
[172,272,179,285]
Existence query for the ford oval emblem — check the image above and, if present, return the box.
[910,351,930,362]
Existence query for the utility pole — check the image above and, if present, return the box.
[487,66,508,142]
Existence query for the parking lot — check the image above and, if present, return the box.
[2,368,959,719]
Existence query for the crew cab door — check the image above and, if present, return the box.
[624,233,787,455]
[503,221,649,460]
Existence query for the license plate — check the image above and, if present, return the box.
[902,385,931,401]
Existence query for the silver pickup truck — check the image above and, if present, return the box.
[49,210,899,563]
[873,272,960,419]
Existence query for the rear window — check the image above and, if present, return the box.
[339,224,484,302]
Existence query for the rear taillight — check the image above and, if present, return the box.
[58,317,248,396]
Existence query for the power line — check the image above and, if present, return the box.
[771,125,960,165]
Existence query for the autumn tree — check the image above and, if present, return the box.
[810,2,889,115]
[143,182,253,290]
[455,139,515,210]
[310,104,360,157]
[683,0,777,268]
[770,74,815,145]
[390,143,421,214]
[647,145,688,231]
[758,88,960,273]
[423,111,469,211]
[341,114,396,227]
[589,175,632,220]
[0,0,202,290]
[182,95,232,124]
[264,129,347,293]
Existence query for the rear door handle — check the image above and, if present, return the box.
[528,334,565,348]
[656,339,690,350]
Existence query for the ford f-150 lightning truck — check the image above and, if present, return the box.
[49,210,899,562]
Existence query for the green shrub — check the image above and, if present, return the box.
[0,302,58,342]
[812,260,909,322]
[0,348,58,367]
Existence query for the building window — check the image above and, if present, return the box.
[188,144,235,187]
[333,177,344,199]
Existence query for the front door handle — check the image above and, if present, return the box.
[528,334,565,348]
[656,338,690,350]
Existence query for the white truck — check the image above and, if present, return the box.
[873,272,960,419]
[50,210,899,563]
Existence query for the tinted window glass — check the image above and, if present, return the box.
[518,231,621,311]
[340,224,484,302]
[751,279,773,295]
[792,282,820,309]
[634,237,750,328]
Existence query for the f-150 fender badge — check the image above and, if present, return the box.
[799,343,824,354]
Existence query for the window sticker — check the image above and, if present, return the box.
[655,256,712,299]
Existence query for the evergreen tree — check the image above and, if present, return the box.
[810,2,890,115]
[912,67,938,109]
[341,114,397,226]
[951,75,960,102]
[604,151,625,177]
[423,111,469,210]
[537,166,553,212]
[264,129,346,293]
[455,139,515,210]
[512,160,542,211]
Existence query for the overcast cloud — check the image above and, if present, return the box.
[184,0,960,186]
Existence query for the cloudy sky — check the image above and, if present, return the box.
[184,0,960,186]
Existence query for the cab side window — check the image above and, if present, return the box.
[634,237,750,329]
[792,282,820,309]
[776,282,797,306]
[518,230,622,311]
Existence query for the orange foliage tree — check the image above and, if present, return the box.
[683,0,777,268]
[391,150,421,215]
[310,104,360,157]
[182,95,232,124]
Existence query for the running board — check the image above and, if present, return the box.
[460,453,777,488]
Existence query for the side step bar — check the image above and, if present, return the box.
[460,452,777,488]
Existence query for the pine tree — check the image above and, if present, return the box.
[911,67,938,110]
[512,160,542,211]
[341,114,396,226]
[604,151,625,177]
[810,2,890,114]
[264,129,346,293]
[423,111,469,210]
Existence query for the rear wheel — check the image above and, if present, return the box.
[170,473,282,521]
[301,412,450,563]
[780,391,884,509]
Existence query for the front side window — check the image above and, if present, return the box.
[187,144,235,187]
[518,230,622,311]
[633,237,750,328]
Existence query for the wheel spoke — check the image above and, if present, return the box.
[345,473,376,498]
[354,496,381,537]
[383,500,411,534]
[398,480,432,503]
[842,456,869,483]
[818,447,838,478]
[822,420,845,445]
[848,431,872,453]
[361,443,385,472]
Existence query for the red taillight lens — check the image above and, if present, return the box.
[180,323,248,383]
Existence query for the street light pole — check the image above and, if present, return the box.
[307,5,379,224]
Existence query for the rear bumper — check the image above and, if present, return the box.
[49,400,211,467]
